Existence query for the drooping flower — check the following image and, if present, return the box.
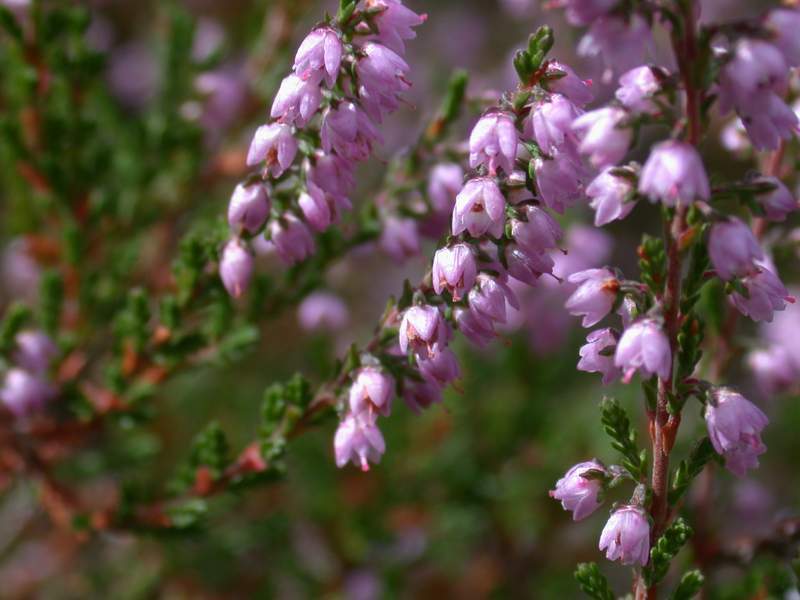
[586,167,636,226]
[454,306,496,347]
[708,218,763,281]
[298,182,335,232]
[427,163,463,215]
[334,410,385,471]
[14,330,58,375]
[417,343,460,387]
[739,92,798,151]
[468,274,519,325]
[451,177,506,239]
[402,378,442,414]
[269,214,316,265]
[638,140,710,207]
[615,65,664,114]
[379,216,420,262]
[543,61,593,107]
[293,27,343,87]
[756,176,797,221]
[297,292,349,332]
[533,149,587,213]
[320,101,382,162]
[598,506,651,566]
[572,107,632,168]
[364,0,427,55]
[220,238,254,298]
[505,244,555,286]
[705,388,768,477]
[550,460,606,521]
[565,268,619,327]
[432,244,478,301]
[529,95,582,155]
[270,73,323,127]
[614,319,671,381]
[246,122,298,176]
[510,204,563,253]
[349,367,395,416]
[747,345,798,396]
[0,368,56,418]
[552,0,619,26]
[228,183,270,235]
[578,15,653,77]
[398,305,449,356]
[577,328,621,385]
[356,42,411,122]
[765,8,800,67]
[469,111,519,175]
[730,262,794,323]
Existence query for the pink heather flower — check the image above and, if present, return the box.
[427,163,463,214]
[505,245,555,286]
[756,177,797,221]
[297,292,349,332]
[399,305,449,356]
[270,74,323,127]
[320,101,382,162]
[308,152,355,200]
[14,330,58,375]
[731,262,794,323]
[615,65,663,115]
[228,183,270,235]
[533,149,586,214]
[748,345,798,395]
[587,168,636,226]
[246,123,298,175]
[0,368,56,418]
[718,40,789,115]
[432,244,477,301]
[529,94,582,155]
[566,268,619,327]
[543,61,593,107]
[379,216,420,262]
[765,8,800,67]
[599,506,651,566]
[454,306,495,347]
[510,205,563,253]
[269,214,316,265]
[553,0,619,26]
[468,274,519,325]
[298,182,334,232]
[402,378,442,414]
[365,0,427,54]
[293,27,343,87]
[578,328,622,385]
[739,92,798,151]
[349,367,395,417]
[469,112,519,175]
[334,410,385,471]
[638,140,710,207]
[579,15,652,77]
[572,107,632,169]
[708,218,763,281]
[705,388,768,477]
[220,238,254,298]
[417,343,460,387]
[452,177,506,239]
[614,319,671,382]
[550,460,606,521]
[356,42,411,122]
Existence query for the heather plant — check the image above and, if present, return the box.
[1,0,799,597]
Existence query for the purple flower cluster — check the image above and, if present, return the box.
[0,330,58,418]
[717,11,800,151]
[219,1,425,298]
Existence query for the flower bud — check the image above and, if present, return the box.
[228,183,270,235]
[269,214,316,265]
[220,238,254,298]
[293,27,343,87]
[0,368,56,418]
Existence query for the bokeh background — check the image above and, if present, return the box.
[1,0,799,597]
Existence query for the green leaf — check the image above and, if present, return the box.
[644,517,694,585]
[574,563,614,600]
[0,303,31,353]
[669,437,716,505]
[670,569,704,600]
[165,498,207,531]
[600,397,643,479]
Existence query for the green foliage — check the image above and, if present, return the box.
[260,373,314,463]
[513,26,554,82]
[669,437,717,505]
[574,563,614,600]
[165,498,208,531]
[170,421,231,494]
[600,397,645,480]
[40,270,64,335]
[675,315,704,402]
[645,517,694,586]
[0,303,30,353]
[670,570,704,600]
[639,234,667,296]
